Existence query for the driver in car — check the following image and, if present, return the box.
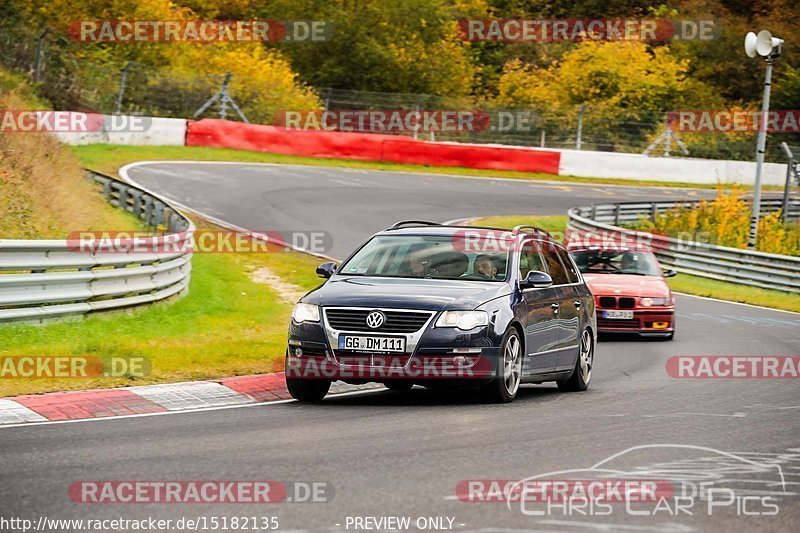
[620,251,645,274]
[472,254,498,280]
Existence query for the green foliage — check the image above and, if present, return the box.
[253,0,480,96]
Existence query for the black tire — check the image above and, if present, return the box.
[384,380,414,391]
[286,376,331,401]
[558,328,593,392]
[479,328,523,403]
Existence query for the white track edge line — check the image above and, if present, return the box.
[0,388,385,430]
[116,159,716,192]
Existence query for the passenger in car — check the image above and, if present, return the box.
[402,244,432,277]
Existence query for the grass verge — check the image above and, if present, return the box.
[71,144,774,190]
[470,215,800,313]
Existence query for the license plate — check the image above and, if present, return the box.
[338,335,406,353]
[603,310,634,320]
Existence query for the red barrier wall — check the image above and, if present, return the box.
[186,119,561,174]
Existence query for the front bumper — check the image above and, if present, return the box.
[596,308,674,335]
[286,317,502,382]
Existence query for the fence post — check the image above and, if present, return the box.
[193,72,248,122]
[576,104,587,150]
[114,62,133,115]
[412,95,424,141]
[780,142,797,223]
[322,87,331,111]
[219,73,231,120]
[34,27,51,82]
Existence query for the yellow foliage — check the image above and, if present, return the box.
[496,41,693,114]
[384,32,476,97]
[164,44,321,122]
[636,187,799,256]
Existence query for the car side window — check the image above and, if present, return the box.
[555,246,580,284]
[518,240,545,279]
[541,246,570,285]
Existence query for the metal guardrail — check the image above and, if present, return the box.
[0,171,194,323]
[567,198,800,294]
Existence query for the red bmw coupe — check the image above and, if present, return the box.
[568,248,677,340]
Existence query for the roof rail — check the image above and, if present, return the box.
[386,220,443,231]
[512,225,553,238]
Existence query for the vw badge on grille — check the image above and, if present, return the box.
[366,310,385,329]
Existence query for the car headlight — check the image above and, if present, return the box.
[435,310,488,330]
[291,303,320,323]
[640,297,671,307]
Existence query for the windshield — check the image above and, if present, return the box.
[569,249,662,276]
[338,235,509,282]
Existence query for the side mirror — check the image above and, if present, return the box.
[520,270,553,289]
[316,261,338,279]
[663,269,677,278]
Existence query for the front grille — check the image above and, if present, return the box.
[599,297,616,308]
[325,308,433,333]
[598,296,636,309]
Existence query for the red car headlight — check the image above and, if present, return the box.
[641,297,671,307]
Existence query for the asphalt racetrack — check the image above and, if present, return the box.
[1,162,798,532]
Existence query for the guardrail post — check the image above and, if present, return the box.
[130,190,142,217]
[614,204,621,226]
[163,208,174,232]
[154,203,164,228]
[590,205,597,220]
[650,203,658,222]
[143,197,153,226]
[118,186,128,212]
